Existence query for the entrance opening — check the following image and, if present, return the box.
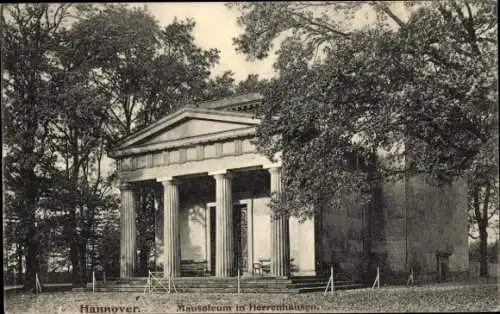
[207,203,249,276]
[233,204,248,274]
[436,251,451,282]
[209,206,216,276]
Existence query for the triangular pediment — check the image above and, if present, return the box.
[142,117,254,145]
[111,107,260,157]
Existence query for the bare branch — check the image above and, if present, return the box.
[106,107,128,132]
[487,208,498,221]
[289,11,350,38]
[371,1,405,27]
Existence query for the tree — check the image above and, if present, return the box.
[1,3,80,291]
[230,1,498,275]
[468,181,498,275]
[70,7,227,140]
[236,74,269,94]
[3,3,268,287]
[49,49,110,287]
[3,3,124,288]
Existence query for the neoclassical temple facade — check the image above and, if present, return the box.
[110,93,469,280]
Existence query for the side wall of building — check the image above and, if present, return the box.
[371,175,469,279]
[290,217,316,275]
[317,197,367,277]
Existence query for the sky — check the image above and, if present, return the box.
[141,2,277,81]
[137,2,413,82]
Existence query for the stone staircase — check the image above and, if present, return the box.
[78,274,366,294]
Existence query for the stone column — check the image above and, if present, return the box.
[120,182,137,278]
[212,171,234,277]
[268,166,290,277]
[161,178,181,277]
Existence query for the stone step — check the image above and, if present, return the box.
[117,277,292,282]
[90,281,362,289]
[291,281,347,288]
[290,276,351,283]
[91,283,295,289]
[114,280,294,286]
[85,276,366,294]
[81,287,300,293]
[297,283,366,293]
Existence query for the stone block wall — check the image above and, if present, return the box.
[371,175,469,279]
[318,196,367,276]
[290,217,316,275]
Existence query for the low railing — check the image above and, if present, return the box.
[144,270,176,294]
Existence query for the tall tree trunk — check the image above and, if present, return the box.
[479,182,491,277]
[473,184,490,278]
[478,221,488,277]
[70,235,80,286]
[80,240,87,285]
[23,213,37,292]
[70,149,83,286]
[23,175,39,292]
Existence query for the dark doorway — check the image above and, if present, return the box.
[233,204,248,274]
[209,204,248,276]
[209,206,216,276]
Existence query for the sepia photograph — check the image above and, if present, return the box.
[2,2,498,313]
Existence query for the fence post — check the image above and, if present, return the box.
[377,266,380,288]
[144,270,151,294]
[92,271,95,294]
[407,268,414,286]
[35,272,42,294]
[103,271,106,283]
[323,265,335,296]
[372,266,380,290]
[237,268,241,294]
[330,266,334,295]
[168,270,171,294]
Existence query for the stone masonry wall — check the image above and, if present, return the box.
[371,175,469,278]
[319,196,366,276]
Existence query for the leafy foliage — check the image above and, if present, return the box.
[2,3,84,290]
[230,1,498,273]
[2,3,261,288]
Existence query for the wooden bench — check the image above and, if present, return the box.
[180,260,208,277]
[253,258,298,275]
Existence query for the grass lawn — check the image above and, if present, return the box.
[4,282,498,314]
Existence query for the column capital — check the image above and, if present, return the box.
[157,177,176,185]
[119,182,135,191]
[264,164,281,174]
[209,170,232,180]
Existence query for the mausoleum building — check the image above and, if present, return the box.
[109,93,469,282]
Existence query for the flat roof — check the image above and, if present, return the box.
[195,92,263,110]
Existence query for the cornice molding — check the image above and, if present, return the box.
[110,107,261,157]
[112,127,256,158]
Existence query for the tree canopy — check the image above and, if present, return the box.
[229,0,498,275]
[1,3,258,288]
[230,0,497,210]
